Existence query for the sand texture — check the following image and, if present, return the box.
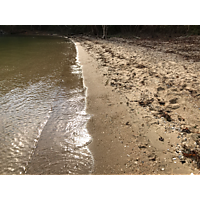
[74,35,200,174]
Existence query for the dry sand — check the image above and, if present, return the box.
[74,35,200,175]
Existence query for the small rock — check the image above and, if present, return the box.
[148,155,156,161]
[158,101,165,106]
[136,64,146,69]
[182,127,191,133]
[110,81,116,86]
[172,104,180,109]
[138,144,147,148]
[180,160,186,164]
[167,104,180,110]
[178,155,183,159]
[157,86,165,91]
[169,98,178,104]
[159,136,164,142]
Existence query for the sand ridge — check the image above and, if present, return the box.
[74,35,200,174]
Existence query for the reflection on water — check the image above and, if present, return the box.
[0,36,93,174]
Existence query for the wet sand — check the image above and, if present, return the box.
[75,36,200,174]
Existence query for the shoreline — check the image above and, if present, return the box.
[72,39,94,174]
[75,42,130,174]
[74,36,200,174]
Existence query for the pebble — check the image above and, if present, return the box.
[178,155,183,159]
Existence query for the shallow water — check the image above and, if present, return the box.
[0,35,93,174]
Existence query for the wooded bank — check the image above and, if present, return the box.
[1,25,200,39]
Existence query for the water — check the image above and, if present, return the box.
[0,35,93,174]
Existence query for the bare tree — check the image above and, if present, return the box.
[91,25,99,37]
[187,25,190,32]
[102,25,108,39]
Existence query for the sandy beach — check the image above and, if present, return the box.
[74,35,200,174]
[15,28,200,175]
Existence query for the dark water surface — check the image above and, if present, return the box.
[0,35,93,174]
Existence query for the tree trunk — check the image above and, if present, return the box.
[91,25,99,37]
[102,25,108,39]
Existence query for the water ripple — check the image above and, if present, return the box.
[0,36,93,174]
